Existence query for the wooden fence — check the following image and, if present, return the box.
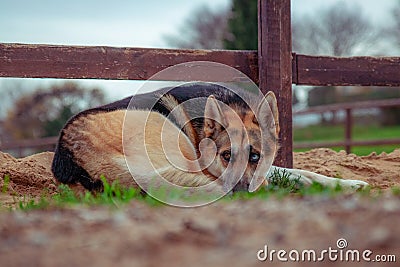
[294,98,400,153]
[3,98,400,157]
[0,136,57,158]
[1,0,400,166]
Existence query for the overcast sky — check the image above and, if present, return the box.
[0,0,230,47]
[1,0,397,48]
[0,0,398,101]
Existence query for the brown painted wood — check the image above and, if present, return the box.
[344,108,352,153]
[258,0,293,168]
[294,98,400,115]
[2,44,400,87]
[0,136,58,150]
[295,54,400,86]
[294,139,400,150]
[0,43,259,83]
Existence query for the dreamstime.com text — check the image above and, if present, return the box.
[257,238,396,263]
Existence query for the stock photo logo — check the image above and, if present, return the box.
[257,238,397,263]
[122,61,278,207]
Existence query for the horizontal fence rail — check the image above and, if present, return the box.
[1,43,400,86]
[294,139,400,150]
[294,98,400,115]
[0,43,259,83]
[0,136,58,157]
[293,54,400,87]
[0,136,58,150]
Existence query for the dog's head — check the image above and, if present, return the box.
[199,92,280,193]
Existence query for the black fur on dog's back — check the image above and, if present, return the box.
[51,82,258,191]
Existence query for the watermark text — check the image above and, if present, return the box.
[257,238,396,263]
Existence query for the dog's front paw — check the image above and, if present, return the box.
[339,179,369,190]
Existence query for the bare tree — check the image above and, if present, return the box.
[292,1,382,126]
[2,82,105,141]
[292,2,376,56]
[164,5,229,49]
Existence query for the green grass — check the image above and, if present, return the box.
[2,174,10,193]
[294,124,400,155]
[225,168,352,201]
[15,176,161,211]
[4,169,375,211]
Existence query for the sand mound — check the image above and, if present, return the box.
[294,148,400,189]
[1,148,399,199]
[0,151,57,197]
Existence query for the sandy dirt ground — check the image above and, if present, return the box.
[0,148,400,266]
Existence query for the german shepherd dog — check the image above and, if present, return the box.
[51,83,368,196]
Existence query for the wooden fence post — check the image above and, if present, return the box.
[345,108,352,153]
[258,0,293,168]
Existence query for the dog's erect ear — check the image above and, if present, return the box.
[257,91,280,136]
[266,91,279,135]
[204,95,227,138]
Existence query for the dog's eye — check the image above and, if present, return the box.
[221,150,231,162]
[249,152,260,163]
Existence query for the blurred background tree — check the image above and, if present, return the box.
[164,0,258,50]
[292,2,376,56]
[164,5,230,49]
[2,82,105,141]
[388,2,400,47]
[223,0,258,50]
[292,2,379,111]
